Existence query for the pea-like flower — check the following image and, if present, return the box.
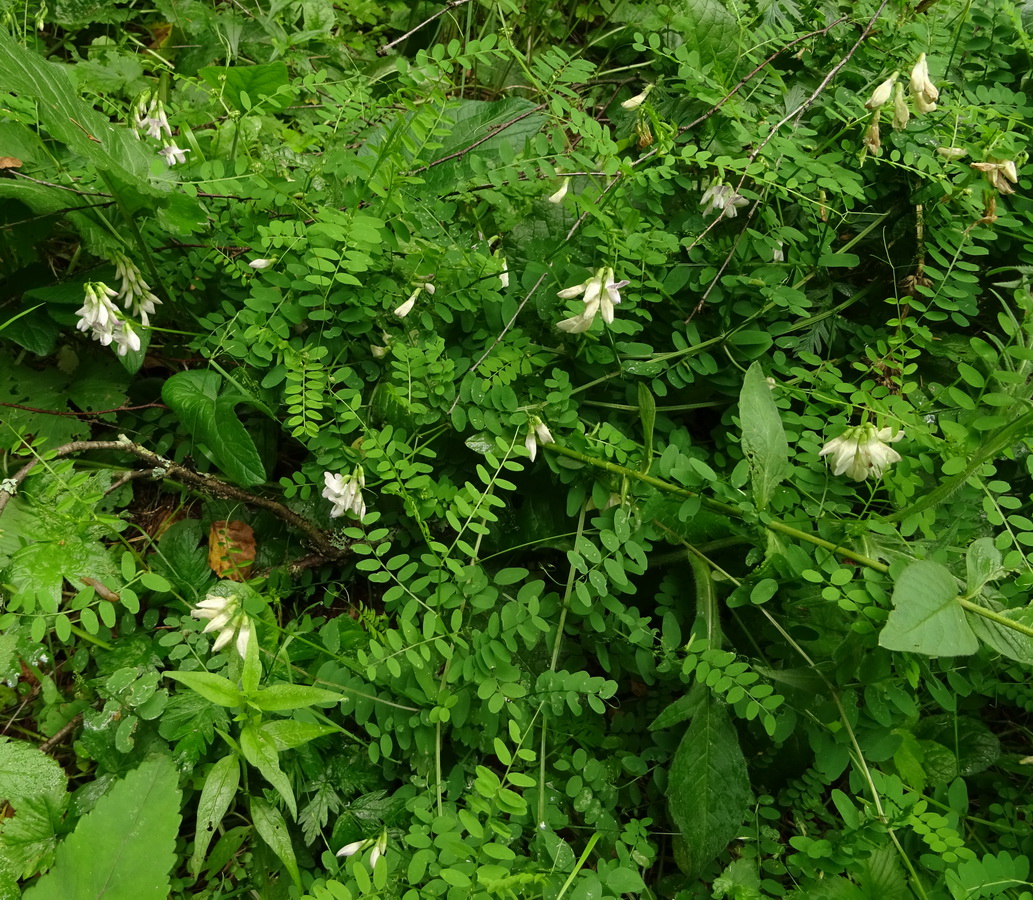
[891,83,910,131]
[819,424,904,481]
[158,142,190,166]
[133,92,172,141]
[249,258,275,270]
[971,160,1019,195]
[865,75,896,110]
[909,53,939,114]
[113,252,162,326]
[323,467,366,519]
[524,416,554,462]
[191,589,252,658]
[700,182,749,219]
[393,278,434,318]
[556,267,626,333]
[336,828,388,868]
[75,282,121,346]
[621,85,653,111]
[548,178,570,204]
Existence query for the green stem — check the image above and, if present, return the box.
[886,408,1033,524]
[958,598,1033,639]
[543,442,888,572]
[70,623,113,650]
[555,833,601,900]
[98,171,167,299]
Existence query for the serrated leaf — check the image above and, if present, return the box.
[668,690,752,879]
[161,370,266,486]
[190,754,239,878]
[879,561,977,657]
[666,0,740,73]
[739,362,788,510]
[250,797,300,888]
[198,62,295,112]
[22,756,181,900]
[0,738,68,801]
[0,792,68,880]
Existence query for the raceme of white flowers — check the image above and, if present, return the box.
[524,416,554,462]
[865,75,896,110]
[971,159,1019,195]
[323,467,366,519]
[113,252,162,326]
[556,267,626,333]
[132,90,190,166]
[699,182,749,219]
[191,590,253,658]
[819,424,904,481]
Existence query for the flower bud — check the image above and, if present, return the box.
[865,76,896,110]
[548,178,569,204]
[891,83,910,131]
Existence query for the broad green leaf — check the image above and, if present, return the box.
[22,756,181,900]
[0,29,156,190]
[965,537,1005,595]
[725,329,773,358]
[969,605,1033,664]
[161,370,266,486]
[0,792,68,880]
[250,797,300,888]
[665,0,740,73]
[251,684,341,712]
[261,720,340,751]
[199,62,295,112]
[165,671,244,708]
[739,362,788,510]
[0,738,67,801]
[855,844,911,900]
[190,754,240,878]
[5,538,119,614]
[879,561,977,656]
[649,686,704,731]
[668,690,752,879]
[240,722,297,818]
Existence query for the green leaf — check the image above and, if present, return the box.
[250,797,300,888]
[22,756,181,900]
[161,370,266,486]
[165,671,244,708]
[879,561,978,657]
[668,690,752,879]
[650,684,705,731]
[738,362,788,510]
[6,538,119,614]
[261,720,340,751]
[199,62,295,113]
[965,537,1005,595]
[190,754,240,878]
[725,329,773,359]
[240,722,297,818]
[665,0,740,73]
[251,684,341,712]
[0,792,68,881]
[0,29,156,190]
[818,252,860,268]
[968,605,1033,665]
[0,738,68,801]
[638,382,656,473]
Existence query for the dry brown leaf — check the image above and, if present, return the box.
[208,520,256,581]
[0,157,23,169]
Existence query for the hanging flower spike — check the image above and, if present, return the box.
[323,467,366,519]
[548,177,570,204]
[76,283,122,346]
[971,160,1019,195]
[556,268,626,333]
[133,92,172,141]
[112,319,141,357]
[113,252,162,327]
[191,589,252,658]
[819,424,904,481]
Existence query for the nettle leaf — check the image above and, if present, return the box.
[663,0,741,73]
[6,537,119,615]
[0,738,68,801]
[879,561,977,657]
[668,690,752,879]
[161,370,266,486]
[22,756,181,900]
[0,792,68,881]
[738,362,788,510]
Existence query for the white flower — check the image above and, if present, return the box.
[525,417,554,462]
[113,253,162,326]
[249,258,275,270]
[370,830,388,868]
[371,344,388,358]
[937,147,967,160]
[323,467,366,519]
[772,242,785,263]
[909,53,938,113]
[556,267,625,333]
[700,182,749,219]
[819,424,904,481]
[112,319,141,357]
[865,76,896,110]
[191,590,252,658]
[133,93,172,141]
[76,282,121,345]
[499,258,509,289]
[336,840,365,859]
[158,143,190,166]
[971,160,1019,195]
[891,83,910,131]
[393,289,419,318]
[548,178,570,203]
[621,85,653,110]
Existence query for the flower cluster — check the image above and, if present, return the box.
[113,252,162,326]
[971,159,1019,195]
[337,829,388,868]
[700,182,749,219]
[75,282,141,356]
[861,54,939,155]
[132,90,190,166]
[909,53,939,114]
[524,416,554,462]
[323,467,366,519]
[819,424,904,481]
[394,278,435,318]
[191,589,252,658]
[556,267,625,333]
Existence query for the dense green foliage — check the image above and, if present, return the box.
[4,0,1033,897]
